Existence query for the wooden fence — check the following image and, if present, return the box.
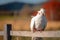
[0,24,60,40]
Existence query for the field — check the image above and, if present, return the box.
[0,16,60,40]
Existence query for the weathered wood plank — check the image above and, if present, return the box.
[0,31,60,37]
[10,31,60,37]
[0,31,4,36]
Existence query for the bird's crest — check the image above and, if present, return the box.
[37,8,45,16]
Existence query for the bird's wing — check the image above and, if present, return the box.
[41,16,47,29]
[30,17,35,31]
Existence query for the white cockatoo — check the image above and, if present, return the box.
[30,8,47,32]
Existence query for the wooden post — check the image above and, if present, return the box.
[32,37,34,40]
[4,24,12,40]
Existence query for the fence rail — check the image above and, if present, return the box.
[10,31,60,37]
[0,31,4,36]
[0,31,60,37]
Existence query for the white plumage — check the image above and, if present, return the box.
[30,8,47,31]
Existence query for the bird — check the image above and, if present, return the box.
[30,8,47,32]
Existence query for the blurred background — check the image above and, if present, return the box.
[0,0,60,40]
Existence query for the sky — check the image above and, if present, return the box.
[0,0,49,5]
